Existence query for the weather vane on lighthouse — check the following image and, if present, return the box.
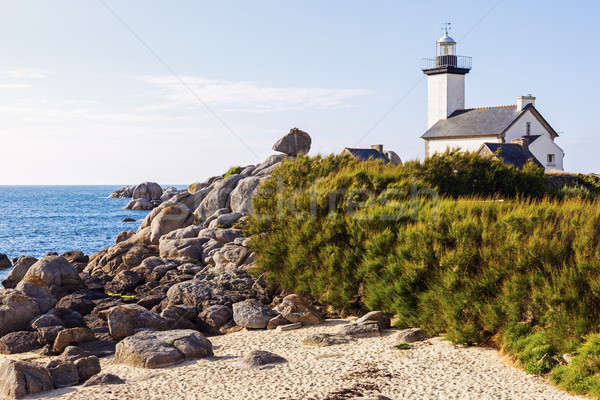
[441,22,452,36]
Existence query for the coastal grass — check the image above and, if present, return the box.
[246,152,600,398]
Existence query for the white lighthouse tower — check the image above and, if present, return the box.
[422,24,472,128]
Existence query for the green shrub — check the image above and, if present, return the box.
[224,166,243,177]
[246,151,600,397]
[394,342,411,350]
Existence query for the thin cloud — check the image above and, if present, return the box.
[2,68,49,79]
[136,75,374,113]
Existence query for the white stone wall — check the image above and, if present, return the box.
[427,73,465,128]
[426,136,501,157]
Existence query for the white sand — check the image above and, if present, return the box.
[23,320,585,400]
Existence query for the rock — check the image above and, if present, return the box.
[36,326,64,346]
[232,299,275,329]
[2,256,37,288]
[195,174,244,222]
[272,127,311,156]
[114,329,213,369]
[150,203,193,244]
[0,254,11,269]
[338,322,380,338]
[198,228,244,244]
[166,280,211,309]
[159,237,208,263]
[53,327,95,353]
[242,350,287,368]
[56,293,96,315]
[109,185,134,198]
[208,212,243,229]
[61,251,89,266]
[132,182,163,201]
[74,356,101,382]
[0,360,53,399]
[302,333,350,347]
[161,305,198,330]
[396,328,427,343]
[83,373,125,387]
[122,217,136,222]
[355,311,391,331]
[276,322,302,332]
[31,314,63,329]
[203,208,230,228]
[46,359,79,388]
[115,230,135,244]
[274,294,322,325]
[230,176,267,215]
[0,332,41,354]
[60,345,92,361]
[47,308,85,328]
[21,255,82,296]
[15,278,56,313]
[252,154,286,176]
[160,187,178,202]
[124,199,154,210]
[0,291,40,336]
[105,270,142,294]
[267,315,290,330]
[137,295,164,310]
[85,239,158,277]
[198,305,232,334]
[107,304,167,340]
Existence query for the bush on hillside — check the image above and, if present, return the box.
[246,151,600,397]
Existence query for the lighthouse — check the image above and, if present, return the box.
[421,24,472,128]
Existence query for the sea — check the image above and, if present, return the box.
[0,186,171,282]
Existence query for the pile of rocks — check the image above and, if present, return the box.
[110,182,180,211]
[0,128,318,397]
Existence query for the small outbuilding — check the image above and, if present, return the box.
[341,145,402,166]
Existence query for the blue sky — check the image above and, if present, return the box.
[0,1,597,184]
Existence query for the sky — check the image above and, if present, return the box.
[0,0,598,185]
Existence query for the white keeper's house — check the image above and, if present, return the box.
[420,28,565,171]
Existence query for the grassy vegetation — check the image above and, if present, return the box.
[246,151,600,397]
[224,166,243,177]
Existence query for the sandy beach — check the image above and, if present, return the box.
[6,320,580,400]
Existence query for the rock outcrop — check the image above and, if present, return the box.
[114,329,213,369]
[272,127,311,156]
[132,182,163,201]
[2,256,37,289]
[0,360,53,399]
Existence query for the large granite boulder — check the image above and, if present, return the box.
[195,174,244,222]
[166,280,211,309]
[0,332,41,354]
[45,359,79,388]
[273,294,322,325]
[15,278,56,313]
[53,327,95,353]
[124,199,154,210]
[0,360,53,399]
[2,256,37,289]
[198,228,244,244]
[20,255,82,296]
[114,329,213,369]
[107,304,167,340]
[159,237,208,263]
[198,305,232,334]
[105,270,143,294]
[132,182,163,201]
[85,238,158,277]
[150,203,193,244]
[0,291,40,336]
[83,373,125,387]
[109,185,134,198]
[355,311,391,331]
[230,176,267,215]
[232,299,275,329]
[272,127,311,156]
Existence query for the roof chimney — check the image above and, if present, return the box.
[511,137,529,150]
[371,144,383,153]
[517,94,536,110]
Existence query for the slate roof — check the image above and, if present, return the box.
[422,105,520,138]
[479,143,544,169]
[343,148,388,162]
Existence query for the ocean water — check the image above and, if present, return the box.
[0,186,156,281]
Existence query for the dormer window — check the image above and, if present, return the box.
[526,122,531,135]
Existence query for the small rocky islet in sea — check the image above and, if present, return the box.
[0,128,400,399]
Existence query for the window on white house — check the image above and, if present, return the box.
[547,154,555,165]
[526,122,531,135]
